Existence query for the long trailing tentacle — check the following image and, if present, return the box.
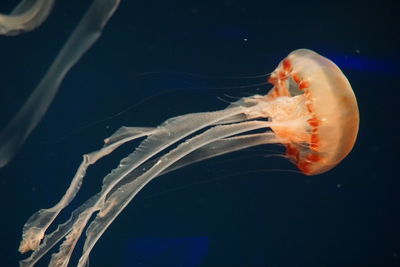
[44,106,251,266]
[19,127,154,254]
[0,0,120,168]
[19,130,283,267]
[19,194,100,267]
[19,99,264,266]
[77,120,273,266]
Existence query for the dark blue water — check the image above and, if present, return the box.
[0,1,399,266]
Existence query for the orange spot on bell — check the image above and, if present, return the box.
[310,143,320,150]
[308,117,321,127]
[299,80,309,90]
[282,58,292,72]
[311,133,319,143]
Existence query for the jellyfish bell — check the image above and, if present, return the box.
[267,49,359,175]
[18,49,359,267]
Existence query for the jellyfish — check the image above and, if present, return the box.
[0,0,121,168]
[18,48,359,267]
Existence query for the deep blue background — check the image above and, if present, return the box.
[0,0,399,266]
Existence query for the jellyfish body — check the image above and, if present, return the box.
[267,49,359,174]
[18,49,359,267]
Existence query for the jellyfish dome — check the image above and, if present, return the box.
[267,49,359,175]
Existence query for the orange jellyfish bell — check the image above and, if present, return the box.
[267,49,359,175]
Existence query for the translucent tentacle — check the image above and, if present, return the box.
[101,107,247,190]
[78,120,271,266]
[0,0,55,36]
[19,126,154,254]
[164,132,286,174]
[19,131,283,267]
[43,107,249,264]
[111,132,283,190]
[19,194,100,267]
[19,103,254,266]
[0,0,120,168]
[19,92,277,266]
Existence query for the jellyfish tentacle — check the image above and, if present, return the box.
[0,0,55,36]
[104,132,283,192]
[104,126,156,145]
[18,126,154,255]
[20,102,252,254]
[19,102,260,266]
[18,131,284,267]
[99,103,256,192]
[77,120,272,266]
[19,194,101,267]
[0,0,121,168]
[44,106,252,265]
[164,132,285,174]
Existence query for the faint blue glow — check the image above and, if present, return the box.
[323,52,400,74]
[124,236,209,267]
